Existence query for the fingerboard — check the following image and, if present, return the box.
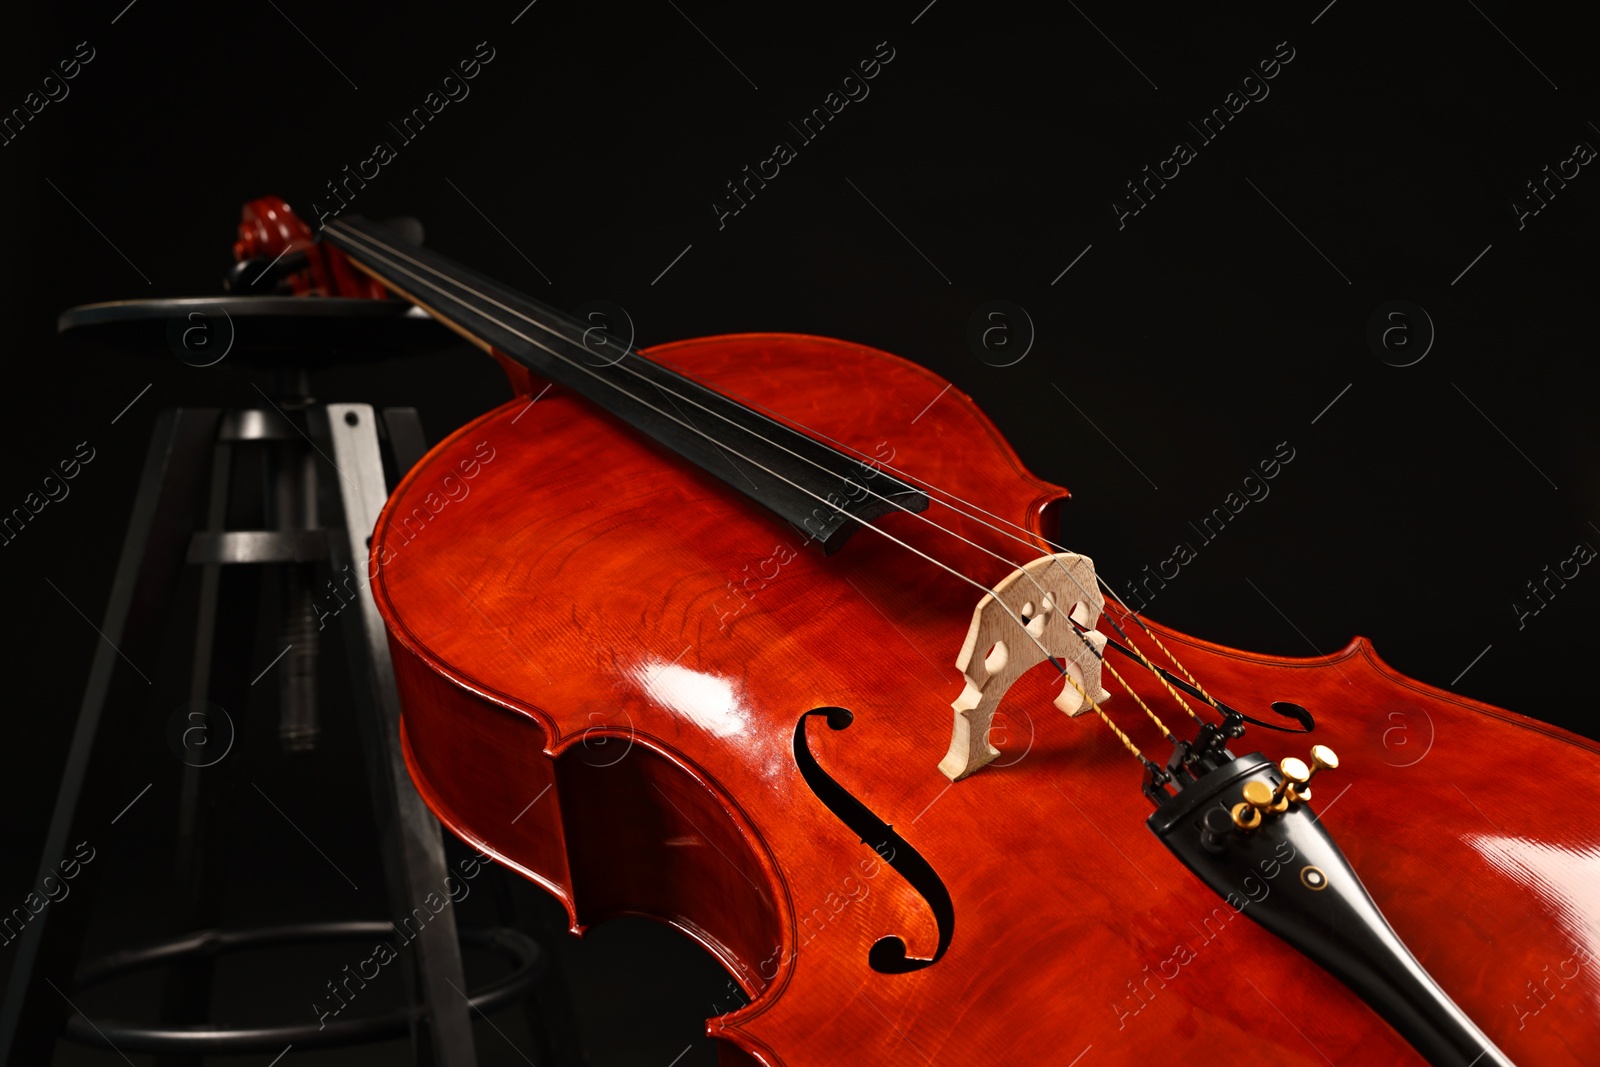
[323,216,927,553]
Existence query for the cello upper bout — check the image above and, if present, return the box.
[644,332,1072,554]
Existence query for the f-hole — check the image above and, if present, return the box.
[1268,701,1315,732]
[792,708,955,973]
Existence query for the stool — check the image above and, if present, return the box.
[0,296,555,1066]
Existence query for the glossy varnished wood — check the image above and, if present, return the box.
[372,333,1600,1066]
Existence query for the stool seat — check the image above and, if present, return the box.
[58,296,458,366]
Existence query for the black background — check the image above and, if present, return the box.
[2,1,1596,1064]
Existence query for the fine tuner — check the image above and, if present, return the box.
[1150,745,1512,1067]
[1230,744,1340,830]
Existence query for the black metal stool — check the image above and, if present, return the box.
[0,296,554,1066]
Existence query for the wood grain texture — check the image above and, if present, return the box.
[371,332,1600,1066]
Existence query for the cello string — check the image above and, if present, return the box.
[663,380,1223,721]
[326,222,1208,764]
[324,222,1174,772]
[324,221,1057,591]
[322,222,1159,759]
[325,222,1142,701]
[322,224,1095,644]
[1105,613,1221,714]
[1103,660,1175,742]
[321,220,1190,742]
[494,310,1220,725]
[325,221,1186,771]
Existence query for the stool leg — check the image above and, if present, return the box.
[381,406,429,476]
[322,404,478,1067]
[0,408,222,1066]
[158,438,264,1067]
[383,405,578,1063]
[273,441,323,753]
[489,865,589,1066]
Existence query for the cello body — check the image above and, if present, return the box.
[370,331,1600,1066]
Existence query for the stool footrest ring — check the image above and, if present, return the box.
[62,921,543,1055]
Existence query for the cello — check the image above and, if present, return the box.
[236,195,1600,1066]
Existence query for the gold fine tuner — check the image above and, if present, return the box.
[1270,758,1310,808]
[1231,780,1274,830]
[1233,746,1341,830]
[1271,744,1340,806]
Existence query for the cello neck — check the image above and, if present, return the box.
[322,216,927,554]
